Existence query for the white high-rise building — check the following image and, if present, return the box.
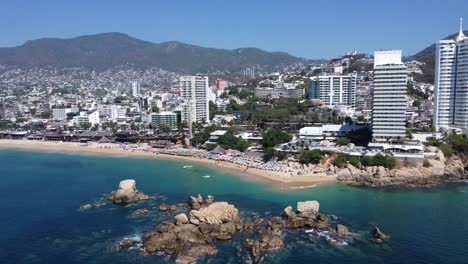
[434,19,468,130]
[131,81,140,97]
[180,75,210,123]
[309,73,357,107]
[371,50,408,142]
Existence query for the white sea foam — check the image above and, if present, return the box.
[289,185,317,190]
[202,175,211,178]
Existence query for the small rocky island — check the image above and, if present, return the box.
[119,194,363,263]
[107,179,149,204]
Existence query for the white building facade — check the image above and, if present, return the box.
[180,75,210,123]
[371,50,408,142]
[434,19,468,130]
[131,81,140,98]
[309,73,357,107]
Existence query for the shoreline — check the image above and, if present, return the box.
[0,139,337,188]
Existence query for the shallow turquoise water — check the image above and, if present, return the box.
[1,149,468,263]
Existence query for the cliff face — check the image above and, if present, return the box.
[336,156,466,187]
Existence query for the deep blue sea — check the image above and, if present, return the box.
[1,149,468,264]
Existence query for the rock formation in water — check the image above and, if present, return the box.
[119,195,358,263]
[107,179,149,204]
[336,148,467,187]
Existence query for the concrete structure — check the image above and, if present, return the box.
[52,108,71,121]
[180,75,210,123]
[254,87,304,99]
[309,73,357,107]
[434,19,468,130]
[72,110,100,126]
[150,111,179,129]
[131,81,140,97]
[298,124,367,142]
[371,50,408,142]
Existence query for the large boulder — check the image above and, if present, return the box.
[336,224,351,236]
[108,179,149,204]
[189,202,239,225]
[282,206,295,219]
[297,201,320,214]
[175,213,189,225]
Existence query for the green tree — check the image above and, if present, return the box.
[332,154,347,168]
[262,127,292,149]
[299,149,323,164]
[152,105,160,113]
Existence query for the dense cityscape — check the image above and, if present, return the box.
[3,1,468,264]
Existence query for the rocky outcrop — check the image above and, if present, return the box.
[159,203,177,211]
[140,196,240,262]
[245,226,284,262]
[337,156,467,187]
[189,202,239,225]
[297,201,320,213]
[336,224,351,236]
[175,213,189,225]
[372,227,387,242]
[107,179,149,204]
[132,208,149,216]
[119,195,362,263]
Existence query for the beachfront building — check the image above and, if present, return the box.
[52,108,71,121]
[150,111,179,130]
[72,110,100,127]
[371,50,408,142]
[309,73,357,107]
[433,19,468,130]
[99,105,127,122]
[180,75,210,123]
[298,124,367,142]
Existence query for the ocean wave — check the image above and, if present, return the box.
[306,228,349,246]
[289,185,317,190]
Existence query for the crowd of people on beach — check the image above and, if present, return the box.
[58,141,332,178]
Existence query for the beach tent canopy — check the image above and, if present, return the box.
[98,136,112,143]
[211,145,226,154]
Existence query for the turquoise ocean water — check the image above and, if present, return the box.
[1,149,468,264]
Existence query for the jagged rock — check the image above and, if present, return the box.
[132,208,149,216]
[175,213,189,225]
[288,217,306,228]
[205,195,214,205]
[196,194,203,204]
[315,219,330,230]
[373,227,387,241]
[189,202,239,225]
[245,226,284,262]
[282,206,295,218]
[188,196,201,209]
[156,222,174,233]
[297,201,320,213]
[119,239,137,250]
[80,204,92,210]
[198,223,213,234]
[336,224,351,236]
[107,179,149,204]
[244,222,254,233]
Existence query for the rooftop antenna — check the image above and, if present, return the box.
[457,17,467,41]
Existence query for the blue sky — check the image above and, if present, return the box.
[1,0,467,59]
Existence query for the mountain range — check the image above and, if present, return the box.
[408,30,468,83]
[0,32,314,74]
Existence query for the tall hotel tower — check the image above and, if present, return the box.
[179,75,210,124]
[434,19,468,130]
[371,50,408,142]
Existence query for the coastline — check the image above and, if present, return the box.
[0,139,337,188]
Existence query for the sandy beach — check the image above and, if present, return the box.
[0,139,337,188]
